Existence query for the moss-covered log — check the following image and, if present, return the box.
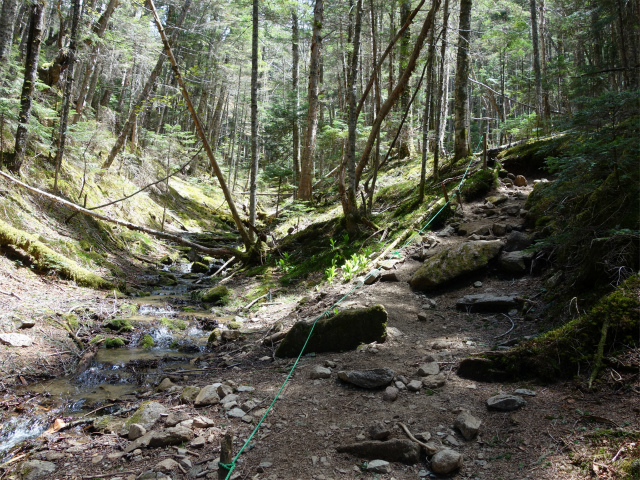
[276,304,388,358]
[0,219,112,289]
[460,275,639,382]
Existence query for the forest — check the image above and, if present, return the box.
[0,0,638,479]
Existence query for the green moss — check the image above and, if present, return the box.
[89,334,105,344]
[207,328,222,343]
[484,275,639,381]
[140,334,155,348]
[160,317,187,331]
[461,168,497,201]
[105,318,133,332]
[157,271,178,286]
[0,219,112,289]
[105,337,125,349]
[191,261,209,273]
[192,285,230,305]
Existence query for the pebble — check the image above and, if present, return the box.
[310,366,332,379]
[190,436,206,448]
[382,386,399,402]
[91,455,103,464]
[474,281,483,288]
[407,380,423,392]
[227,408,246,418]
[430,448,463,474]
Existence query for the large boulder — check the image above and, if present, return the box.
[336,439,421,464]
[275,305,387,358]
[409,241,503,290]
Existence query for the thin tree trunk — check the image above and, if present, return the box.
[355,0,441,185]
[7,1,46,174]
[291,9,300,191]
[339,0,363,234]
[419,20,437,201]
[146,0,252,251]
[53,0,80,190]
[72,0,117,123]
[102,0,191,170]
[453,0,472,160]
[530,0,543,119]
[298,0,324,201]
[433,0,450,180]
[397,0,412,159]
[249,0,259,240]
[0,0,20,61]
[367,0,381,215]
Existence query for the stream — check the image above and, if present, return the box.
[0,256,236,462]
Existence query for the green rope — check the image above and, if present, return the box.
[221,154,476,480]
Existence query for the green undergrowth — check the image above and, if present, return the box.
[486,275,639,382]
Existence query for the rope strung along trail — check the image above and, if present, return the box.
[221,154,477,479]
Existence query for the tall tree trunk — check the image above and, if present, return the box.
[367,0,381,215]
[291,9,300,193]
[298,0,324,202]
[339,0,363,234]
[0,0,20,61]
[72,0,117,123]
[433,0,450,180]
[397,0,412,159]
[419,20,437,201]
[453,0,472,160]
[388,0,396,95]
[102,0,191,170]
[146,0,252,252]
[355,0,441,185]
[53,0,80,190]
[249,0,259,240]
[7,0,46,174]
[529,0,543,119]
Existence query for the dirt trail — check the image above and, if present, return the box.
[1,179,638,480]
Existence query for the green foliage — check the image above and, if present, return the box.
[105,318,134,332]
[341,248,371,282]
[105,337,125,349]
[277,252,294,274]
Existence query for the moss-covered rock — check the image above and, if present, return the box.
[192,285,230,305]
[461,169,497,201]
[191,261,209,274]
[0,219,112,289]
[105,318,133,332]
[409,240,503,290]
[181,386,201,404]
[139,334,155,348]
[105,337,125,349]
[159,254,177,265]
[276,305,388,358]
[207,328,222,344]
[157,271,178,286]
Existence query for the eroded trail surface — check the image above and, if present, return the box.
[1,179,638,480]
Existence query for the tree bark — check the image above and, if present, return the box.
[453,0,472,160]
[397,0,412,159]
[249,0,259,240]
[0,0,20,61]
[529,0,543,118]
[432,0,450,180]
[7,0,46,174]
[145,0,253,251]
[53,0,81,190]
[355,0,441,186]
[419,20,437,201]
[102,0,191,170]
[298,0,323,202]
[339,0,363,234]
[72,0,117,123]
[291,9,300,191]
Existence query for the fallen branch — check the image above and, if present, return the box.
[83,471,137,479]
[0,289,22,300]
[495,314,515,339]
[242,293,269,311]
[397,422,439,455]
[0,169,243,260]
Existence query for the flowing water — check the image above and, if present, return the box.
[1,258,232,462]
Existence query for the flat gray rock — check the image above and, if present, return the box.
[454,412,482,440]
[487,394,526,411]
[514,388,536,396]
[456,294,519,312]
[407,379,423,392]
[165,411,190,427]
[309,365,332,379]
[227,408,247,418]
[430,449,463,474]
[0,333,33,347]
[367,459,391,473]
[20,460,56,480]
[417,362,440,376]
[194,385,221,407]
[422,374,446,389]
[337,368,394,389]
[148,426,194,447]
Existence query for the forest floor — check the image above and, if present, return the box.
[1,178,639,480]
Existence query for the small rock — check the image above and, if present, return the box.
[194,385,221,407]
[514,388,536,397]
[227,408,246,418]
[417,362,440,376]
[337,368,394,389]
[237,385,255,393]
[165,411,190,427]
[0,333,33,347]
[156,377,175,392]
[192,415,215,428]
[368,421,391,440]
[454,411,482,440]
[422,374,446,389]
[415,431,431,442]
[17,320,36,329]
[486,394,526,411]
[417,312,428,322]
[365,269,381,285]
[190,436,206,448]
[241,415,254,423]
[382,386,399,402]
[473,281,483,288]
[256,461,273,473]
[178,458,192,469]
[407,380,423,392]
[514,175,527,187]
[221,393,239,404]
[148,426,194,448]
[155,458,180,473]
[91,455,103,464]
[367,459,391,474]
[309,365,332,379]
[20,460,56,480]
[217,384,234,398]
[380,272,399,282]
[430,449,463,474]
[128,423,147,441]
[180,386,200,404]
[324,360,337,368]
[445,434,461,446]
